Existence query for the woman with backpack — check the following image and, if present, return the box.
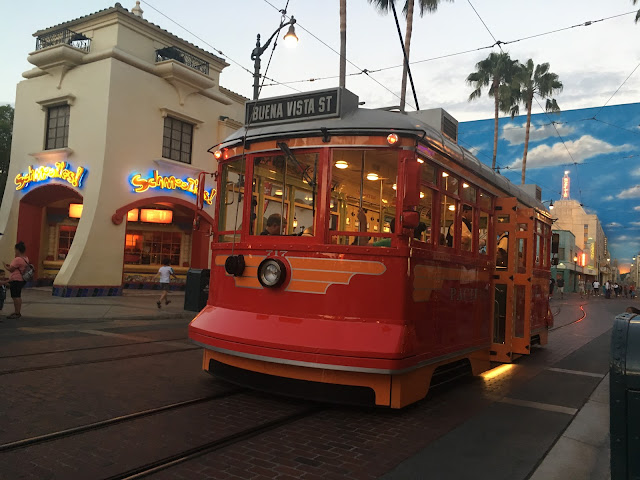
[4,241,30,319]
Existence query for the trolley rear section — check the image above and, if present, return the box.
[189,88,553,408]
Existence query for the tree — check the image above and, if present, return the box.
[339,0,347,88]
[512,59,562,185]
[0,105,13,201]
[466,52,520,171]
[634,0,640,23]
[368,0,453,111]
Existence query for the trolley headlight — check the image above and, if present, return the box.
[257,258,286,288]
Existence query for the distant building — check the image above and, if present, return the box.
[549,171,610,283]
[0,2,245,295]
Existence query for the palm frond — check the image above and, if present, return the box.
[468,88,482,101]
[545,98,561,113]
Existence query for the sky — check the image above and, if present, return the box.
[1,0,639,264]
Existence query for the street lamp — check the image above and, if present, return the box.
[251,16,298,100]
[573,255,578,293]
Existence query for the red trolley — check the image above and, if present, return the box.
[189,88,553,408]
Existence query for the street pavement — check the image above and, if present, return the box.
[0,287,633,479]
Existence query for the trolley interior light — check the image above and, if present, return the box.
[392,183,397,190]
[448,204,456,211]
[335,160,349,169]
[463,183,469,188]
[275,189,283,196]
[420,192,425,199]
[442,172,449,177]
[366,173,379,181]
[417,158,424,164]
[386,133,399,145]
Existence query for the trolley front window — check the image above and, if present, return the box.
[251,153,319,236]
[217,159,244,242]
[330,149,398,246]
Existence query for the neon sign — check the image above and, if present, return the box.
[15,162,87,191]
[129,170,216,205]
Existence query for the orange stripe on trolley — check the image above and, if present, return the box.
[234,277,262,289]
[287,257,386,275]
[292,270,353,283]
[286,280,332,294]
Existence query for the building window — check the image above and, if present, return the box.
[58,225,76,259]
[46,105,70,150]
[124,231,182,265]
[162,117,193,164]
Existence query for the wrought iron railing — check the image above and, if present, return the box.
[155,46,209,75]
[35,28,91,53]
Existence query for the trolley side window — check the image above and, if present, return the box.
[330,149,398,246]
[440,194,457,247]
[217,158,244,242]
[251,153,319,236]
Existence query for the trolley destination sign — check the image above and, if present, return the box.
[245,88,351,126]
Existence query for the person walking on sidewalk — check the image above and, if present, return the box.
[4,241,29,319]
[557,276,565,299]
[593,280,600,297]
[154,258,177,309]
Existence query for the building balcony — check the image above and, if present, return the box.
[155,46,209,75]
[35,28,91,53]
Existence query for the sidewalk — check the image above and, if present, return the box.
[1,287,197,322]
[530,373,610,480]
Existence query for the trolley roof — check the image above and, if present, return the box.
[215,88,549,214]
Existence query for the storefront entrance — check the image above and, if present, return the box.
[16,184,83,284]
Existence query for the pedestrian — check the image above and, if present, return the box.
[593,280,600,297]
[605,281,611,299]
[556,276,565,299]
[578,279,585,299]
[549,277,555,298]
[154,258,177,309]
[4,241,29,319]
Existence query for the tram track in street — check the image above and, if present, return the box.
[0,336,190,360]
[0,345,200,376]
[101,405,325,480]
[549,304,587,332]
[0,388,245,453]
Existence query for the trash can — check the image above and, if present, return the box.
[610,311,640,480]
[184,268,210,312]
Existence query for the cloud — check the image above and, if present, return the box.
[633,167,640,177]
[501,122,575,146]
[630,221,640,227]
[635,206,640,211]
[604,195,614,201]
[617,186,640,199]
[607,222,623,228]
[508,135,634,170]
[617,235,631,241]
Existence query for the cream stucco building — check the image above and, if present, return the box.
[551,199,610,282]
[0,2,245,295]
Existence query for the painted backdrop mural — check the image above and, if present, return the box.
[459,102,640,268]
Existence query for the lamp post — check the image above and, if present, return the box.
[573,255,578,293]
[251,16,298,100]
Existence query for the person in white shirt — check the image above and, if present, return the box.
[154,258,178,308]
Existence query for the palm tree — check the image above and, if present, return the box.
[368,0,453,111]
[466,52,520,171]
[512,59,563,185]
[634,0,640,23]
[339,0,347,88]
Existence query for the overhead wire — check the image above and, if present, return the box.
[260,10,637,86]
[261,0,416,109]
[592,60,640,119]
[466,0,502,51]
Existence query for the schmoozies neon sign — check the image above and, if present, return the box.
[15,162,87,191]
[129,170,216,205]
